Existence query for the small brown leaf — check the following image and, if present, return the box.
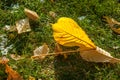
[10,54,24,61]
[80,46,120,63]
[5,64,23,80]
[0,56,9,64]
[103,16,120,34]
[16,18,31,34]
[49,11,56,18]
[3,25,16,32]
[31,43,49,60]
[24,8,40,21]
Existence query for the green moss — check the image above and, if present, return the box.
[1,0,120,79]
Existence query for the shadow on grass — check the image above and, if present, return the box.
[54,53,118,80]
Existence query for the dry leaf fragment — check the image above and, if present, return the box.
[49,11,56,18]
[10,54,24,61]
[16,18,31,34]
[0,56,9,64]
[3,25,16,32]
[5,64,23,80]
[80,46,120,63]
[52,17,120,63]
[31,43,49,59]
[24,8,40,21]
[103,16,120,34]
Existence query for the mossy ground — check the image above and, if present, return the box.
[1,0,120,80]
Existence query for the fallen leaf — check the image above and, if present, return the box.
[52,17,120,63]
[49,11,56,18]
[80,47,120,63]
[103,16,120,34]
[31,43,49,59]
[16,18,31,34]
[3,25,16,32]
[10,54,24,61]
[24,8,40,21]
[5,64,23,80]
[0,56,9,64]
[52,17,96,51]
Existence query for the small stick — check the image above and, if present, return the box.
[31,49,80,59]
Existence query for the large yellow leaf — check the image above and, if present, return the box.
[52,17,120,63]
[52,17,96,51]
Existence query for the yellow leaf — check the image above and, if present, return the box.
[24,8,40,21]
[52,17,96,51]
[5,64,23,80]
[52,17,120,63]
[31,43,49,59]
[103,16,120,34]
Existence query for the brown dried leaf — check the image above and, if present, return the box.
[49,11,56,18]
[0,56,9,64]
[10,54,24,61]
[5,64,23,80]
[80,46,120,63]
[31,43,49,59]
[16,18,31,34]
[3,25,16,32]
[24,8,40,21]
[103,16,120,34]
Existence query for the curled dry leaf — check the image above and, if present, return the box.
[80,46,120,63]
[31,43,49,60]
[24,8,40,21]
[103,16,120,34]
[10,54,24,61]
[52,17,120,63]
[16,18,31,34]
[5,64,23,80]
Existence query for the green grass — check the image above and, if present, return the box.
[1,0,120,80]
